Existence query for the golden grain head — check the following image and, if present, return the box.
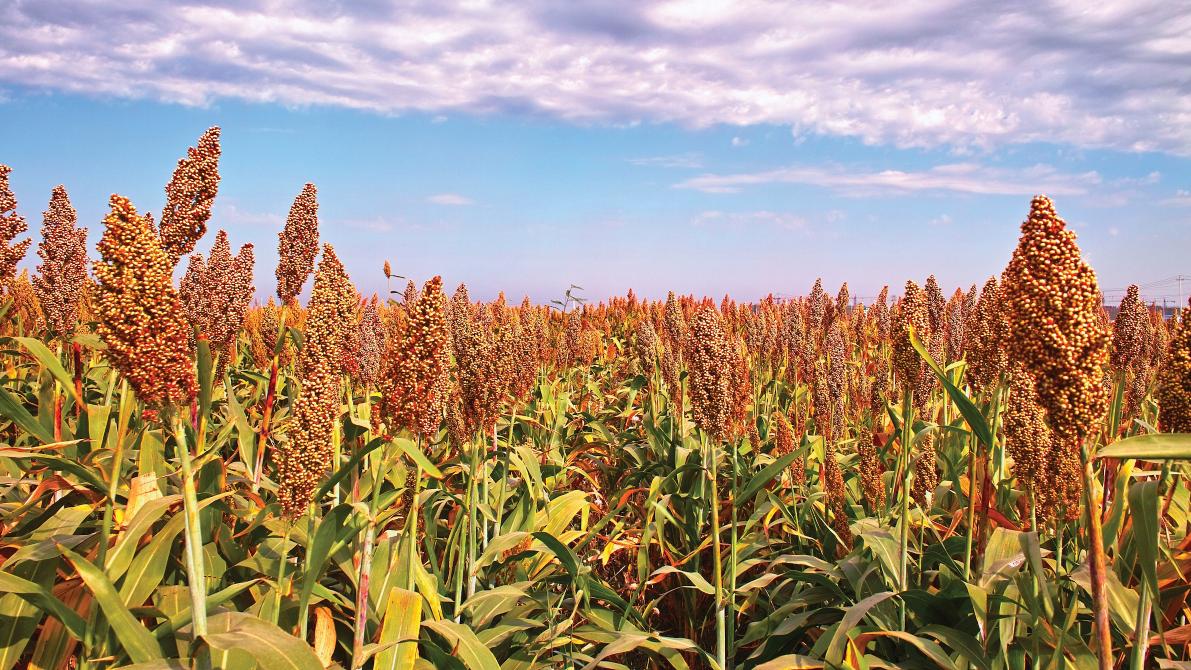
[159,127,221,268]
[94,195,196,414]
[1001,195,1109,441]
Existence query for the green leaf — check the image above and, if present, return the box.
[58,544,162,663]
[1097,433,1191,460]
[824,591,898,666]
[422,620,500,670]
[753,654,826,669]
[119,493,230,608]
[0,570,87,643]
[863,630,964,670]
[224,378,257,470]
[297,504,358,618]
[202,612,324,670]
[13,337,80,404]
[908,327,994,449]
[0,573,47,670]
[648,565,714,595]
[374,587,422,670]
[312,436,386,503]
[4,451,110,497]
[1070,560,1139,632]
[197,338,214,421]
[532,531,580,582]
[111,661,189,670]
[392,437,443,479]
[739,450,801,503]
[0,386,54,444]
[1129,480,1161,599]
[917,625,991,670]
[152,580,262,642]
[106,495,182,580]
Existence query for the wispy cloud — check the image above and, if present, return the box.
[214,201,284,228]
[628,153,704,168]
[342,217,397,233]
[427,193,473,206]
[675,162,1102,196]
[693,210,808,231]
[0,1,1187,153]
[1162,189,1191,206]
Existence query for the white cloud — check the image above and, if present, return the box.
[342,217,396,233]
[731,136,749,147]
[0,1,1188,154]
[427,193,473,206]
[1162,189,1191,206]
[214,201,284,229]
[929,214,953,226]
[694,210,808,230]
[628,153,704,168]
[675,161,1102,196]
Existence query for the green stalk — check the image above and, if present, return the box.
[173,410,208,639]
[1130,461,1169,670]
[254,307,287,486]
[1129,589,1152,670]
[493,407,516,536]
[98,378,132,569]
[704,431,726,670]
[727,434,738,667]
[1081,441,1112,670]
[352,438,387,668]
[467,436,479,601]
[350,522,373,670]
[898,389,914,631]
[962,430,978,581]
[405,434,424,593]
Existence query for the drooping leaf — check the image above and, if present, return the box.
[1097,433,1191,460]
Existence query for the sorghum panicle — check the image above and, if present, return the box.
[0,165,31,291]
[277,245,355,517]
[966,277,1008,394]
[1112,285,1149,374]
[159,127,221,267]
[858,437,886,512]
[94,195,197,414]
[910,432,938,508]
[1156,301,1190,432]
[358,295,384,388]
[686,305,733,440]
[33,186,88,338]
[823,451,853,549]
[377,276,450,440]
[634,318,659,377]
[1004,364,1051,492]
[276,183,320,306]
[1002,195,1110,442]
[892,280,932,407]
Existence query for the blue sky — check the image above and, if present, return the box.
[1,1,1188,305]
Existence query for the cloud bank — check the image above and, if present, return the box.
[1,1,1188,154]
[675,162,1104,196]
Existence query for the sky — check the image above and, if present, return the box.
[0,0,1189,306]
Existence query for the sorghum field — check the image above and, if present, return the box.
[1,128,1189,670]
